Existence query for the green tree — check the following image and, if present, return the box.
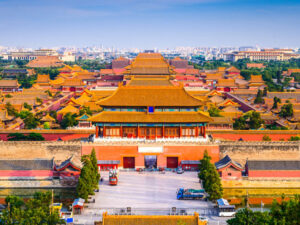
[90,148,100,189]
[60,112,78,129]
[27,132,45,141]
[23,102,32,111]
[254,90,264,104]
[76,177,89,201]
[23,112,39,129]
[198,150,223,201]
[279,103,293,118]
[43,122,50,129]
[208,106,222,117]
[271,97,281,110]
[227,208,271,225]
[288,136,300,141]
[262,135,271,141]
[233,111,264,130]
[5,102,18,117]
[262,87,268,97]
[7,133,27,141]
[79,106,93,116]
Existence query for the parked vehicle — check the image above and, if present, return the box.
[109,169,118,185]
[217,198,236,217]
[176,167,184,174]
[176,188,206,200]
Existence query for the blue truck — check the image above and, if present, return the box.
[176,188,207,200]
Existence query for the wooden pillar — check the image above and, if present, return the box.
[162,125,165,138]
[203,126,206,138]
[120,125,123,137]
[200,126,203,137]
[179,125,182,138]
[137,125,140,138]
[103,125,106,137]
[195,126,198,137]
[95,126,99,138]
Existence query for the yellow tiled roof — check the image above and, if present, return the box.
[41,114,56,122]
[216,79,237,87]
[101,212,206,225]
[89,111,212,123]
[57,104,79,115]
[96,85,204,107]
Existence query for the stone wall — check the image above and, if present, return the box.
[219,141,300,165]
[0,141,82,163]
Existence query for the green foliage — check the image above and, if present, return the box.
[262,87,268,97]
[288,136,300,141]
[34,68,60,80]
[233,111,264,130]
[43,122,50,129]
[27,132,45,141]
[279,103,293,118]
[17,74,37,89]
[271,97,281,110]
[0,191,64,225]
[228,196,300,225]
[198,150,223,201]
[4,94,12,98]
[262,135,271,141]
[208,106,222,117]
[7,132,45,141]
[5,102,18,117]
[36,97,43,104]
[18,110,31,119]
[291,72,300,82]
[227,208,271,225]
[23,102,32,111]
[254,90,265,104]
[65,59,108,71]
[23,112,39,129]
[79,106,93,116]
[49,110,57,120]
[76,150,100,201]
[60,112,78,129]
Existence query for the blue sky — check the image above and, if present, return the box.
[0,0,299,49]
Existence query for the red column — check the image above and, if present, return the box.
[203,126,206,138]
[120,126,123,137]
[179,126,182,138]
[195,127,198,137]
[200,126,203,137]
[138,126,140,138]
[103,126,106,137]
[95,126,99,138]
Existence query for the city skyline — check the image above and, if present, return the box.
[0,0,299,49]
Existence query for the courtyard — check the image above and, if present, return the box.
[93,171,212,209]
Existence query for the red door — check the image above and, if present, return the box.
[167,157,178,169]
[123,157,135,169]
[70,87,76,92]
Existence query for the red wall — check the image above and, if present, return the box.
[0,133,90,141]
[249,170,300,178]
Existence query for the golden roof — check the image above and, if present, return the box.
[0,80,20,87]
[41,114,56,122]
[70,92,91,105]
[61,78,84,87]
[218,67,226,72]
[127,77,173,86]
[222,105,241,113]
[249,75,264,83]
[210,117,233,124]
[89,111,212,123]
[36,74,50,84]
[0,109,14,121]
[59,65,73,72]
[26,56,63,68]
[83,102,102,111]
[218,99,240,107]
[124,53,175,75]
[101,212,205,225]
[50,77,65,86]
[205,90,223,97]
[57,104,79,115]
[96,85,204,107]
[216,79,237,87]
[205,73,223,80]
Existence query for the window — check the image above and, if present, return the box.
[228,173,232,176]
[105,127,120,136]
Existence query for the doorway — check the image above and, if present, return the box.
[144,155,157,169]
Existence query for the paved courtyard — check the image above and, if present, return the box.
[77,171,229,225]
[93,171,212,208]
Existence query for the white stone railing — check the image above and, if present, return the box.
[92,135,209,143]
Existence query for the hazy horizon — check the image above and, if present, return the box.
[0,0,299,49]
